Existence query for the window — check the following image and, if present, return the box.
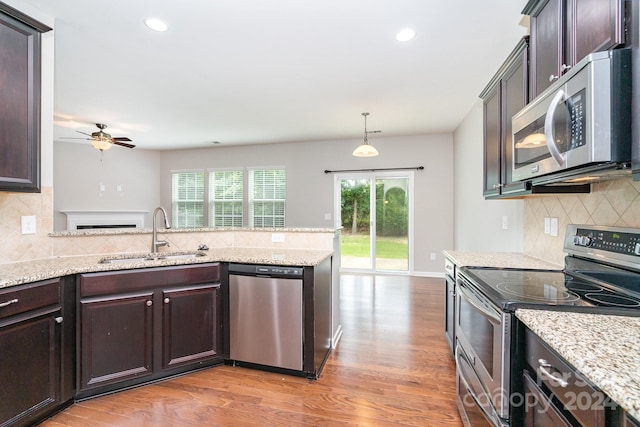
[170,167,286,228]
[249,168,286,228]
[209,170,243,227]
[171,171,204,228]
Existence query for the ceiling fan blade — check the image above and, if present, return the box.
[75,131,93,137]
[112,137,132,142]
[60,137,90,140]
[113,141,136,149]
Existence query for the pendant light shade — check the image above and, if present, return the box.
[352,112,380,157]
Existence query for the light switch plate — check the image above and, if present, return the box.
[21,215,36,234]
[271,233,285,243]
[550,217,559,237]
[501,215,508,230]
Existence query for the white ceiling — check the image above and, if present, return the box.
[21,0,528,150]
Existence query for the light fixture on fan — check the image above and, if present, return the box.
[91,136,112,151]
[352,112,380,157]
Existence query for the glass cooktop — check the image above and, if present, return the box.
[461,267,640,311]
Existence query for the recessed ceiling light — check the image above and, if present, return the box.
[144,18,168,32]
[395,28,416,42]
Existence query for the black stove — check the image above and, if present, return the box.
[459,224,640,314]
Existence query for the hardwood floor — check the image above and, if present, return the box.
[41,274,463,426]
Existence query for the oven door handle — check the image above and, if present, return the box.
[458,284,501,325]
[455,347,505,427]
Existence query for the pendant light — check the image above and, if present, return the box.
[352,112,380,157]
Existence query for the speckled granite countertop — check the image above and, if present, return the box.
[0,248,333,289]
[443,250,563,270]
[516,309,640,420]
[49,227,339,237]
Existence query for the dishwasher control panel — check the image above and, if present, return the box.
[229,263,303,277]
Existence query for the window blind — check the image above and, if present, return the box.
[171,172,204,228]
[249,169,286,228]
[209,170,243,227]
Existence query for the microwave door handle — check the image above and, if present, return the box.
[458,284,501,325]
[543,89,567,167]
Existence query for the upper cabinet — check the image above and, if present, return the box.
[0,4,51,193]
[524,0,627,99]
[481,37,530,198]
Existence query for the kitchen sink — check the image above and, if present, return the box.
[99,252,207,264]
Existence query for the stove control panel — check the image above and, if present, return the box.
[574,227,640,256]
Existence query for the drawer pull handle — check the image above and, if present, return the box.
[538,358,569,387]
[0,298,18,308]
[55,317,63,324]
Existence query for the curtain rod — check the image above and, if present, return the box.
[324,166,424,174]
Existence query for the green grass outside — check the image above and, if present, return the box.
[341,234,408,259]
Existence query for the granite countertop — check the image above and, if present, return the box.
[49,226,339,237]
[0,248,333,289]
[443,250,563,270]
[516,309,640,420]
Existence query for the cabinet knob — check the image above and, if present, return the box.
[0,298,18,308]
[549,74,559,82]
[55,316,63,324]
[146,300,153,307]
[164,297,170,304]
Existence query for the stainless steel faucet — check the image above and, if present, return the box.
[151,206,171,253]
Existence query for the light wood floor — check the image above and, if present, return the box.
[42,274,463,426]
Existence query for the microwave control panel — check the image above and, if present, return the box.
[566,88,586,151]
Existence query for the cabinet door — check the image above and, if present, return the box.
[530,0,564,98]
[483,85,501,197]
[80,292,154,391]
[0,311,61,427]
[570,0,624,64]
[161,284,221,370]
[500,46,529,194]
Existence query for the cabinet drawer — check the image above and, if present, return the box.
[0,279,61,319]
[80,263,220,297]
[525,328,607,427]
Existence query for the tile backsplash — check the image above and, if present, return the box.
[524,176,640,265]
[0,187,54,263]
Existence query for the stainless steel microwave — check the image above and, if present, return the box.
[511,49,631,184]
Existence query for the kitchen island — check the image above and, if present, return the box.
[0,227,338,426]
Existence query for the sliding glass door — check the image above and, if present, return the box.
[336,172,412,273]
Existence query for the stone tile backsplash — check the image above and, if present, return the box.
[524,177,640,265]
[0,187,54,263]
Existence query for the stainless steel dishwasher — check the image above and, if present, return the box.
[229,263,303,371]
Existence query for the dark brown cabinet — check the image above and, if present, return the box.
[78,264,223,398]
[481,37,530,198]
[80,292,154,390]
[524,0,626,98]
[0,4,51,193]
[0,277,75,427]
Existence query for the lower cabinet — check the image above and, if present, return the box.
[0,277,75,427]
[77,264,223,399]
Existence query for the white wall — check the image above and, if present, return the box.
[53,142,161,230]
[452,100,523,251]
[159,133,454,275]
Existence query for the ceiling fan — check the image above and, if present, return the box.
[62,123,136,151]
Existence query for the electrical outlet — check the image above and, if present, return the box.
[324,213,331,221]
[501,215,508,230]
[271,233,285,243]
[550,217,559,236]
[116,184,123,192]
[430,253,436,261]
[99,183,106,192]
[544,217,551,234]
[21,215,36,234]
